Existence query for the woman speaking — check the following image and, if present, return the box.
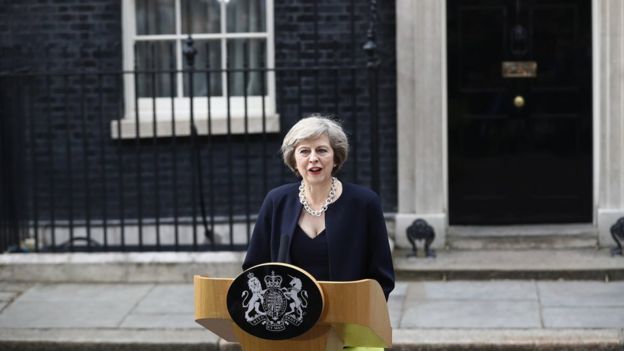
[242,115,395,301]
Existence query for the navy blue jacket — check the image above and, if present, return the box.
[242,182,395,299]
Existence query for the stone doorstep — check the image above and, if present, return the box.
[447,237,598,250]
[447,224,598,237]
[446,224,599,250]
[0,329,622,351]
[395,269,624,281]
[394,248,624,280]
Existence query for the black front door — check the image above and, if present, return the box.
[447,0,592,224]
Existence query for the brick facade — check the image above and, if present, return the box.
[0,0,397,238]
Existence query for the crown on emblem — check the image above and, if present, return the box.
[264,271,282,288]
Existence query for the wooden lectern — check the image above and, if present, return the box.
[194,275,392,351]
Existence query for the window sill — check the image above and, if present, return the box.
[110,113,280,139]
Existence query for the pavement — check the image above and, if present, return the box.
[1,251,624,350]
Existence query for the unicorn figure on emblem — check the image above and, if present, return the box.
[283,275,308,321]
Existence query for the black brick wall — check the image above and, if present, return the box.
[0,0,397,240]
[0,0,121,72]
[273,0,397,209]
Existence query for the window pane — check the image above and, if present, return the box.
[226,0,266,33]
[181,0,220,34]
[227,39,266,96]
[183,40,222,97]
[136,41,177,98]
[136,0,175,35]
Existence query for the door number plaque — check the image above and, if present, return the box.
[502,61,537,78]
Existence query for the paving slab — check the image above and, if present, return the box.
[388,282,408,328]
[538,281,624,307]
[0,284,153,328]
[13,283,153,302]
[399,281,542,329]
[131,284,194,314]
[0,300,138,328]
[400,300,541,328]
[406,281,538,300]
[543,307,624,328]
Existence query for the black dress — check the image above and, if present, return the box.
[290,225,330,281]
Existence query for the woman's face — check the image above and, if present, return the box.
[294,134,335,186]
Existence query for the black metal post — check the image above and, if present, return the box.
[116,72,126,250]
[183,35,198,250]
[364,0,380,194]
[313,0,320,110]
[260,49,267,196]
[204,42,215,249]
[133,44,143,250]
[26,77,39,251]
[45,72,56,251]
[350,0,358,182]
[97,65,108,250]
[63,75,75,251]
[151,43,161,250]
[79,72,92,251]
[170,42,180,250]
[243,42,251,242]
[226,44,234,250]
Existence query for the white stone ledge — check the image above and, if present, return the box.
[111,113,280,139]
[0,252,245,283]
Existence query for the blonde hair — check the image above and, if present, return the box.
[281,115,349,175]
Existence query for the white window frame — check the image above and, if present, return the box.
[113,0,279,139]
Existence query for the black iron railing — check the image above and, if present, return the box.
[0,58,382,253]
[0,1,387,253]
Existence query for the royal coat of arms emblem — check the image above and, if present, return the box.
[242,271,309,331]
[227,263,324,340]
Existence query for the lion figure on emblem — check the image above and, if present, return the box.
[283,275,308,321]
[241,273,266,321]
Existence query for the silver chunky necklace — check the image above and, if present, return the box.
[299,177,337,217]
